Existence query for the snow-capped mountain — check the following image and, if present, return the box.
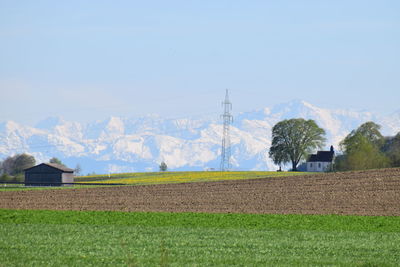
[0,100,398,174]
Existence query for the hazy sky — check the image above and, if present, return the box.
[1,1,399,125]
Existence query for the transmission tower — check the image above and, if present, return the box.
[220,89,233,171]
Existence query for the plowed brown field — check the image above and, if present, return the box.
[1,168,400,215]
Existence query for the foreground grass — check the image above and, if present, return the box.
[1,209,399,266]
[76,170,309,185]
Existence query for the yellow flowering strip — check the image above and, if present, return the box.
[76,171,309,186]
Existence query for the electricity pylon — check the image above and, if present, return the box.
[220,89,233,171]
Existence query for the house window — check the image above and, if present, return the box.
[310,163,313,167]
[318,163,321,168]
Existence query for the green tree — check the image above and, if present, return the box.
[0,173,13,183]
[159,161,167,172]
[341,121,384,151]
[333,154,347,172]
[1,156,14,175]
[269,147,289,171]
[381,133,400,167]
[13,154,36,175]
[337,122,389,171]
[49,157,65,166]
[0,153,36,176]
[269,118,326,171]
[339,134,389,170]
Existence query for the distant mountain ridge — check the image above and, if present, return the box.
[1,100,399,174]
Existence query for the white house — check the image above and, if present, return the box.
[306,146,335,172]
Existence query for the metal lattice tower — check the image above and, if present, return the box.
[220,89,233,171]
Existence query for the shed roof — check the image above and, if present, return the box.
[24,163,74,173]
[307,150,335,163]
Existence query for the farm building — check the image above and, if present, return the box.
[24,163,74,186]
[306,146,335,172]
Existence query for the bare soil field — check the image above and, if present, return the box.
[1,168,400,216]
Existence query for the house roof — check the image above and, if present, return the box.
[24,163,74,173]
[307,150,335,163]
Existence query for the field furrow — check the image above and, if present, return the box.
[1,168,400,216]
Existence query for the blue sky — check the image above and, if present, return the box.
[1,0,399,125]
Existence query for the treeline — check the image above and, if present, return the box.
[335,121,400,171]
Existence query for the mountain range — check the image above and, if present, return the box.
[1,100,399,175]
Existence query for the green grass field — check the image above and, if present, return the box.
[1,209,399,266]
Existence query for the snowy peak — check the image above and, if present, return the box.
[101,117,125,139]
[270,99,315,118]
[35,116,66,130]
[0,100,399,174]
[106,117,124,132]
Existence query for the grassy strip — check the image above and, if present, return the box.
[76,170,309,184]
[1,171,312,191]
[1,209,399,232]
[1,209,399,266]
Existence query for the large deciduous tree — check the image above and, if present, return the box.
[337,121,389,171]
[0,153,36,176]
[269,118,326,171]
[341,121,384,151]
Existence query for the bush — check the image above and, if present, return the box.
[14,174,24,183]
[0,173,13,183]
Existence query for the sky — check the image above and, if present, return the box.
[1,0,399,125]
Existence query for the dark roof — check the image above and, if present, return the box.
[46,163,74,172]
[24,163,74,173]
[307,150,335,163]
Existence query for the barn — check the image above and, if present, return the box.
[24,163,74,186]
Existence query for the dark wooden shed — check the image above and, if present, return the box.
[24,163,74,186]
